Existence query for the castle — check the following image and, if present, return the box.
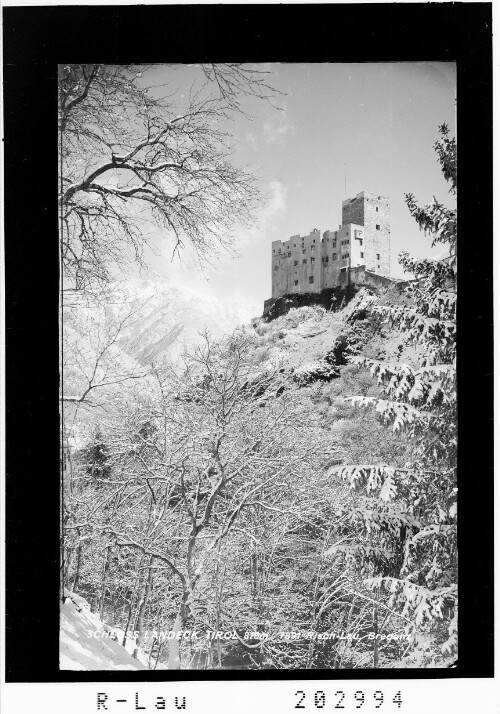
[270,191,391,301]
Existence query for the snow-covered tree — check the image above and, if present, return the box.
[330,124,457,666]
[59,64,278,292]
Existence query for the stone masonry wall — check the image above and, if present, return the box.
[272,229,323,298]
[342,192,390,277]
[271,191,391,301]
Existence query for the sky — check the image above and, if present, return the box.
[139,63,457,321]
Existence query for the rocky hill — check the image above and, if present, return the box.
[245,286,420,382]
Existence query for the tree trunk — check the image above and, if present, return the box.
[71,530,82,593]
[90,594,98,613]
[64,546,73,589]
[133,555,154,658]
[60,547,66,602]
[168,595,188,670]
[122,593,137,649]
[98,546,112,621]
[121,559,144,647]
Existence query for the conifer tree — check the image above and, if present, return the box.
[330,124,457,666]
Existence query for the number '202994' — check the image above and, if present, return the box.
[294,690,403,710]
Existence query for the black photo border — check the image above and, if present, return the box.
[3,2,493,683]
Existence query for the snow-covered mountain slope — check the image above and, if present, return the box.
[60,590,147,671]
[64,278,259,370]
[120,279,260,364]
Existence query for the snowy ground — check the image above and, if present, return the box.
[60,590,147,670]
[252,289,420,374]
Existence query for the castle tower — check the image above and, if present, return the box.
[341,192,390,276]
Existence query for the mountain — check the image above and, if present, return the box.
[63,278,260,401]
[113,279,260,366]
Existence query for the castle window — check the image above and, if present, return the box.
[310,257,315,264]
[302,259,307,265]
[358,239,363,246]
[360,252,364,258]
[274,265,279,271]
[273,249,275,253]
[376,207,379,212]
[332,253,337,261]
[310,246,314,252]
[294,244,296,247]
[376,224,380,230]
[302,249,306,255]
[309,276,314,284]
[288,252,291,257]
[325,256,329,263]
[294,260,298,266]
[294,280,299,286]
[377,253,381,260]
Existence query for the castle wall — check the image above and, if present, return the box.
[272,228,323,297]
[350,266,398,289]
[321,224,364,289]
[271,191,391,299]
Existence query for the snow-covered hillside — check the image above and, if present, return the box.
[245,288,421,376]
[60,590,147,670]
